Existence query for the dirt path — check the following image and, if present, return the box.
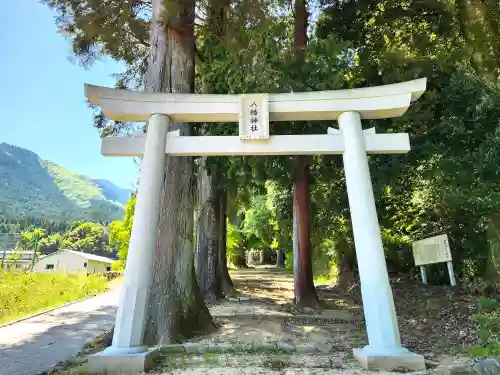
[155,267,462,375]
[0,288,118,375]
[201,267,365,352]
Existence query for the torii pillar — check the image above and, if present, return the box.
[338,111,424,370]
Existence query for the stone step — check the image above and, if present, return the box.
[149,367,381,375]
[153,352,398,375]
[160,341,352,355]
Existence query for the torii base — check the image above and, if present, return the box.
[87,347,159,375]
[353,347,426,372]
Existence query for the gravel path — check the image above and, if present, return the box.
[0,288,119,375]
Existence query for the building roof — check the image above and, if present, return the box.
[41,249,116,264]
[63,249,116,264]
[1,250,34,261]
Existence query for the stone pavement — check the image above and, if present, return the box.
[0,288,119,375]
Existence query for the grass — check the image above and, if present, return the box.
[314,274,335,284]
[312,255,338,285]
[0,270,109,324]
[313,264,338,285]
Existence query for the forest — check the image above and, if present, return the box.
[40,0,500,349]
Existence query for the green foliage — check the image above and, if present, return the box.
[415,68,500,281]
[15,228,65,256]
[0,143,128,222]
[109,196,136,268]
[241,195,274,251]
[41,0,149,66]
[0,270,108,324]
[366,66,500,283]
[226,220,245,267]
[61,222,111,255]
[13,219,120,262]
[38,233,62,254]
[18,228,45,251]
[311,1,500,284]
[469,297,500,356]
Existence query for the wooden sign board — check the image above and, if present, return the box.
[412,234,452,266]
[238,94,269,140]
[412,234,456,286]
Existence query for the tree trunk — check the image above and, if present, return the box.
[194,0,233,300]
[144,0,214,345]
[195,157,223,301]
[217,188,235,295]
[276,250,285,268]
[293,0,308,55]
[293,156,320,307]
[291,0,319,308]
[337,253,355,286]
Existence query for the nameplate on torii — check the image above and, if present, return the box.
[239,94,269,140]
[100,127,410,157]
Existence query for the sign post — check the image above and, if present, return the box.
[447,261,457,286]
[412,234,456,286]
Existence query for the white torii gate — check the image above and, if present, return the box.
[87,79,427,374]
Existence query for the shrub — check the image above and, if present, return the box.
[227,221,247,267]
[469,297,500,356]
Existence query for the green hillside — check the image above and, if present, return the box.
[0,143,131,221]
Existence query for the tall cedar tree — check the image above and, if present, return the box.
[143,0,215,344]
[292,0,320,307]
[195,0,234,300]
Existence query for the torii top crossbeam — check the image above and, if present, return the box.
[85,78,426,123]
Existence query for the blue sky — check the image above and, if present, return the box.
[0,0,137,189]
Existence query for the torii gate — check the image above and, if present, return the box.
[86,79,427,374]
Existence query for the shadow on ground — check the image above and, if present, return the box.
[199,267,478,368]
[0,302,116,375]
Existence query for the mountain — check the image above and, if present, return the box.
[0,143,132,221]
[91,179,131,206]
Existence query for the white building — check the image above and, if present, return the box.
[33,249,115,274]
[0,250,34,270]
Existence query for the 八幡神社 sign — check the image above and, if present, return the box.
[239,94,269,140]
[412,234,456,286]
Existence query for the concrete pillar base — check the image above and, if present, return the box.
[87,347,159,375]
[353,347,426,372]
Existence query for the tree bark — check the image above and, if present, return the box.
[337,252,355,286]
[195,157,223,301]
[293,0,308,55]
[293,156,320,307]
[194,0,233,300]
[217,188,235,295]
[291,0,319,307]
[144,0,214,345]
